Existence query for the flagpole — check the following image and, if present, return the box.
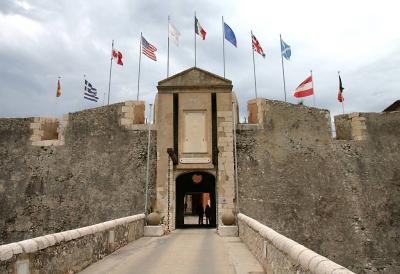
[83,74,86,111]
[251,31,258,99]
[144,103,153,216]
[222,16,226,78]
[280,34,287,102]
[107,40,114,105]
[194,11,197,67]
[167,15,170,77]
[338,71,345,114]
[137,33,142,101]
[311,70,316,107]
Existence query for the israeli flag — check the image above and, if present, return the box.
[224,22,237,47]
[281,39,291,60]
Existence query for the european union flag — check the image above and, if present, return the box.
[281,39,291,60]
[224,22,237,47]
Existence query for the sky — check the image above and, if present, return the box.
[0,0,399,121]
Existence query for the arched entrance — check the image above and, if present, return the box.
[176,171,216,228]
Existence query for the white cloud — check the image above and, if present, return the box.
[0,0,399,119]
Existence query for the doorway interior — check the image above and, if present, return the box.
[175,172,216,228]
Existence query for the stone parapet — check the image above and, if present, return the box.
[29,115,68,146]
[238,213,355,274]
[335,113,367,141]
[120,100,146,129]
[0,214,145,273]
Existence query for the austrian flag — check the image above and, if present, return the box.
[293,75,314,98]
[112,49,123,65]
[195,17,206,40]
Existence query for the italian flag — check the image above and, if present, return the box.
[195,17,206,40]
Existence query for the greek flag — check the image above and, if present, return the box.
[84,80,99,102]
[281,38,291,60]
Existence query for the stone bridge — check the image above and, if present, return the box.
[0,213,354,274]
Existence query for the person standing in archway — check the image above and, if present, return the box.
[205,204,211,225]
[197,203,204,225]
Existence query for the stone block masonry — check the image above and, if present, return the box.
[238,214,354,274]
[0,102,156,245]
[0,214,145,274]
[29,115,68,146]
[120,100,146,130]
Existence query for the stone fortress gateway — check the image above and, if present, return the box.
[0,67,399,273]
[155,67,237,230]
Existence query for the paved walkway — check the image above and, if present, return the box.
[79,229,264,274]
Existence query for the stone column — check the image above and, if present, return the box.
[216,93,235,225]
[155,94,174,230]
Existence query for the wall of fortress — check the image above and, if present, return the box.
[0,103,156,245]
[237,99,400,273]
[1,96,399,273]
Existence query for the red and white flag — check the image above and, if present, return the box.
[195,17,206,40]
[112,49,123,65]
[293,75,313,98]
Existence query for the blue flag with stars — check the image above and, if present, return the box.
[224,22,237,47]
[281,38,291,60]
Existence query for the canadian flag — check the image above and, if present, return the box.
[112,49,123,65]
[293,75,313,98]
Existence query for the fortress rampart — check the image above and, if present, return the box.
[237,99,400,273]
[0,102,156,244]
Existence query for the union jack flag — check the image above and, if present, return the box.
[142,36,157,61]
[252,33,265,58]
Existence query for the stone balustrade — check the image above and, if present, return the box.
[238,213,355,274]
[0,213,145,274]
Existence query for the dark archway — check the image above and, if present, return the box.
[176,172,216,228]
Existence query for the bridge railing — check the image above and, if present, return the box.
[238,213,355,274]
[0,213,145,274]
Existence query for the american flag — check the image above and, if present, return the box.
[252,33,265,58]
[142,36,157,61]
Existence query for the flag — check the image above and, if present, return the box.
[338,75,344,102]
[195,17,206,40]
[224,22,237,47]
[293,75,313,98]
[252,33,265,58]
[169,23,180,46]
[84,79,99,102]
[56,79,61,97]
[281,38,291,60]
[142,36,157,61]
[112,49,123,65]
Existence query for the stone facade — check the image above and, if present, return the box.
[155,67,235,229]
[237,99,400,273]
[0,103,156,244]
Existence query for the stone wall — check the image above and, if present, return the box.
[0,213,145,274]
[237,99,400,273]
[0,103,156,244]
[238,213,354,274]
